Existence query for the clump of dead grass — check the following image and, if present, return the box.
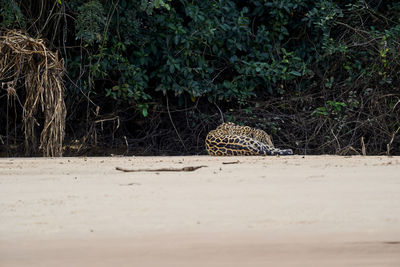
[0,30,66,156]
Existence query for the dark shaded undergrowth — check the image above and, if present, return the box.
[1,0,399,156]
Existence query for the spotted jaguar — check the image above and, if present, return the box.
[205,122,293,156]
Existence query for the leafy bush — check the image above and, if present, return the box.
[1,0,400,155]
[69,0,317,107]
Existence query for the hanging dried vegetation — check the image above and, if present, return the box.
[0,30,66,156]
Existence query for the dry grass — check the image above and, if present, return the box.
[0,30,66,156]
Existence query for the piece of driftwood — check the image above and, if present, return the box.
[222,160,240,164]
[115,165,207,172]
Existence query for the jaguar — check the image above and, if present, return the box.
[205,122,293,156]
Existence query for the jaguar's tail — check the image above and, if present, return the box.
[266,148,293,156]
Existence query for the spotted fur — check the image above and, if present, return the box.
[205,122,293,156]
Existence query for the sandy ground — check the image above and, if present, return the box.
[0,155,400,266]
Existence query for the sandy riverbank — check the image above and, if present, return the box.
[1,155,400,266]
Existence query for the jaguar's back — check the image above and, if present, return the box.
[205,122,293,156]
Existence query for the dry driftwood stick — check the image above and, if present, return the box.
[222,160,240,165]
[115,165,207,172]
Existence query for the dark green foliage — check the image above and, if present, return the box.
[0,0,25,28]
[65,0,320,109]
[1,0,400,155]
[75,1,106,44]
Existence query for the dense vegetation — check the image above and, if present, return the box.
[1,0,400,155]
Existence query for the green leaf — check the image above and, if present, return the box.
[142,108,148,117]
[289,71,302,76]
